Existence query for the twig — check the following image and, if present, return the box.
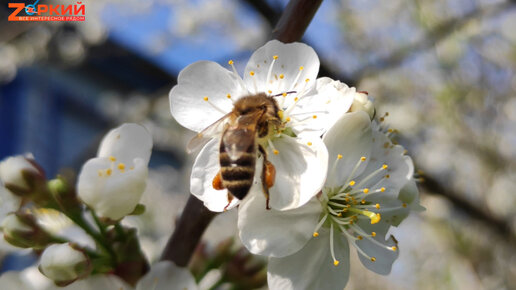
[160,0,324,267]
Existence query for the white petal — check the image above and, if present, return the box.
[0,186,22,221]
[267,136,328,210]
[268,229,350,290]
[244,40,319,95]
[398,179,425,212]
[136,261,198,290]
[322,111,372,187]
[52,274,131,290]
[0,155,39,191]
[359,129,414,199]
[190,139,239,212]
[354,219,399,275]
[97,123,153,165]
[238,191,321,258]
[77,157,148,220]
[170,61,248,133]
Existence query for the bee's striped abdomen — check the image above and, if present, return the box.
[219,139,255,200]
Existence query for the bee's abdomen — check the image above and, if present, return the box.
[219,152,255,200]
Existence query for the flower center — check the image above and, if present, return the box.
[312,154,398,266]
[97,156,133,177]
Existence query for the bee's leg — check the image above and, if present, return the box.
[224,193,234,212]
[212,170,224,190]
[259,145,275,210]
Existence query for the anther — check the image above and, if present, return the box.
[402,203,407,208]
[361,199,366,204]
[282,92,287,97]
[391,246,397,251]
[375,203,380,209]
[333,260,339,266]
[250,71,255,76]
[118,163,125,171]
[203,96,209,101]
[109,156,116,162]
[313,232,319,237]
[357,235,363,240]
[312,115,317,119]
[294,97,299,102]
[286,117,291,122]
[273,55,278,60]
[97,170,103,177]
[382,164,388,169]
[361,156,366,161]
[228,60,234,65]
[305,78,310,83]
[371,232,376,237]
[338,154,343,159]
[279,74,284,79]
[385,174,390,179]
[299,66,304,70]
[371,257,376,262]
[307,142,312,146]
[268,90,272,94]
[363,188,369,194]
[273,150,279,155]
[380,187,386,192]
[349,180,356,186]
[106,169,112,176]
[226,94,231,99]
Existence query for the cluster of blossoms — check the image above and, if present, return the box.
[0,125,197,289]
[170,40,423,289]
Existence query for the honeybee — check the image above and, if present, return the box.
[188,93,284,210]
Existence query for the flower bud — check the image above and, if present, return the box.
[1,212,55,249]
[0,155,45,196]
[39,243,91,286]
[349,92,375,119]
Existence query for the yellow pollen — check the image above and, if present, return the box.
[375,203,380,209]
[279,74,284,79]
[391,246,397,251]
[286,117,291,122]
[98,170,103,177]
[337,154,343,159]
[305,78,310,82]
[273,150,279,155]
[109,156,116,162]
[203,96,209,101]
[106,169,112,176]
[337,212,343,217]
[357,235,363,240]
[380,187,386,192]
[313,232,319,237]
[345,197,351,203]
[118,163,126,170]
[382,164,388,169]
[294,97,299,101]
[250,71,255,76]
[312,115,317,119]
[282,92,287,97]
[307,142,312,146]
[371,232,376,237]
[388,129,393,133]
[402,203,407,208]
[273,55,278,60]
[371,257,376,262]
[349,220,354,225]
[333,260,339,266]
[361,199,366,204]
[371,213,381,224]
[226,94,231,99]
[228,60,234,65]
[268,90,272,94]
[385,174,390,179]
[349,180,356,186]
[342,208,348,212]
[299,66,304,70]
[361,156,366,161]
[363,188,369,194]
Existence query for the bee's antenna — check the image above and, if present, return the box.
[271,91,297,97]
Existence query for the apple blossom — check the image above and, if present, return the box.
[0,154,44,196]
[170,40,331,212]
[39,243,91,286]
[77,123,153,220]
[238,111,423,289]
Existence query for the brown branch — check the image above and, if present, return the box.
[160,0,323,267]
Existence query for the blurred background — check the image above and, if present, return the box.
[0,0,515,289]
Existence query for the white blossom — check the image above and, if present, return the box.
[77,123,153,220]
[38,243,91,285]
[0,154,43,194]
[136,261,198,290]
[170,40,331,212]
[238,112,423,289]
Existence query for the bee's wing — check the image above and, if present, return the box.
[222,112,260,161]
[186,113,231,153]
